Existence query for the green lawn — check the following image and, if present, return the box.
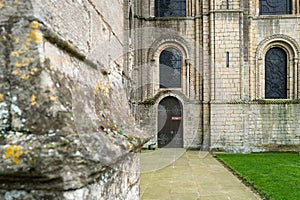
[215,153,300,200]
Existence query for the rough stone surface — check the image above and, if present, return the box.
[0,152,140,200]
[0,0,148,199]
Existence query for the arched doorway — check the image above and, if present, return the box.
[265,47,287,99]
[157,97,183,148]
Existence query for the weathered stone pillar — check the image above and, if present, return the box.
[185,59,190,98]
[257,58,263,99]
[0,0,148,199]
[295,58,300,99]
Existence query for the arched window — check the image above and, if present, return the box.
[155,0,186,17]
[265,47,287,99]
[159,48,182,88]
[259,0,292,15]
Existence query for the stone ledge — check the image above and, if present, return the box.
[210,99,300,105]
[0,130,147,190]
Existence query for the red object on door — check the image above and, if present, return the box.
[171,116,182,121]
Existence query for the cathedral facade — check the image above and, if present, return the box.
[129,0,300,152]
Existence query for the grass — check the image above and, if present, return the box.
[141,149,157,153]
[215,153,300,200]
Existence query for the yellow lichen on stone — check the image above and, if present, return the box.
[0,2,4,9]
[30,67,39,75]
[67,41,72,47]
[103,88,109,97]
[27,56,33,61]
[94,81,104,94]
[30,94,37,106]
[21,74,30,80]
[0,93,4,101]
[14,57,34,68]
[31,30,43,45]
[18,43,30,54]
[14,37,21,44]
[30,21,39,29]
[1,60,6,68]
[12,69,20,76]
[14,61,24,68]
[26,34,32,45]
[127,142,133,149]
[49,96,56,101]
[11,50,20,58]
[4,145,23,165]
[22,57,33,64]
[94,81,110,97]
[98,82,105,91]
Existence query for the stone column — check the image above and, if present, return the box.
[186,59,190,98]
[151,58,155,97]
[257,58,263,99]
[201,0,211,151]
[296,58,300,99]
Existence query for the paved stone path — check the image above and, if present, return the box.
[140,149,261,200]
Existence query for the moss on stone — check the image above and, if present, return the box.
[255,99,300,104]
[138,90,171,106]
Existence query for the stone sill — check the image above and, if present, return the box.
[209,9,244,14]
[210,99,300,105]
[251,15,300,20]
[134,15,195,21]
[135,10,245,21]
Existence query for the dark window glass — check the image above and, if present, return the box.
[129,7,132,38]
[159,48,182,88]
[265,47,287,99]
[155,0,186,17]
[259,0,292,15]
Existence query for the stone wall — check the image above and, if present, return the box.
[132,0,204,149]
[209,0,300,152]
[211,101,300,153]
[0,153,140,200]
[0,0,147,199]
[133,0,300,152]
[211,11,243,101]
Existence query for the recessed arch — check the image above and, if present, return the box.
[148,35,192,97]
[159,47,182,88]
[256,34,299,60]
[157,96,183,148]
[254,35,300,99]
[148,34,191,61]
